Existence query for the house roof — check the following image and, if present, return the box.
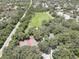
[19,36,38,47]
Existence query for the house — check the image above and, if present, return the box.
[19,36,38,47]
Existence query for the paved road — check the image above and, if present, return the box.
[0,0,33,57]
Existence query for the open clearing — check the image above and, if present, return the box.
[25,12,54,32]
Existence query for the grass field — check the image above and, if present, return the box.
[25,12,54,33]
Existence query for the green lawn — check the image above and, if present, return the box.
[25,12,54,33]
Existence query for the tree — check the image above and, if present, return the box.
[38,41,50,54]
[28,27,43,41]
[53,46,76,59]
[1,46,42,59]
[49,38,58,49]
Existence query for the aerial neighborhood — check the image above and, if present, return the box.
[0,0,79,59]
